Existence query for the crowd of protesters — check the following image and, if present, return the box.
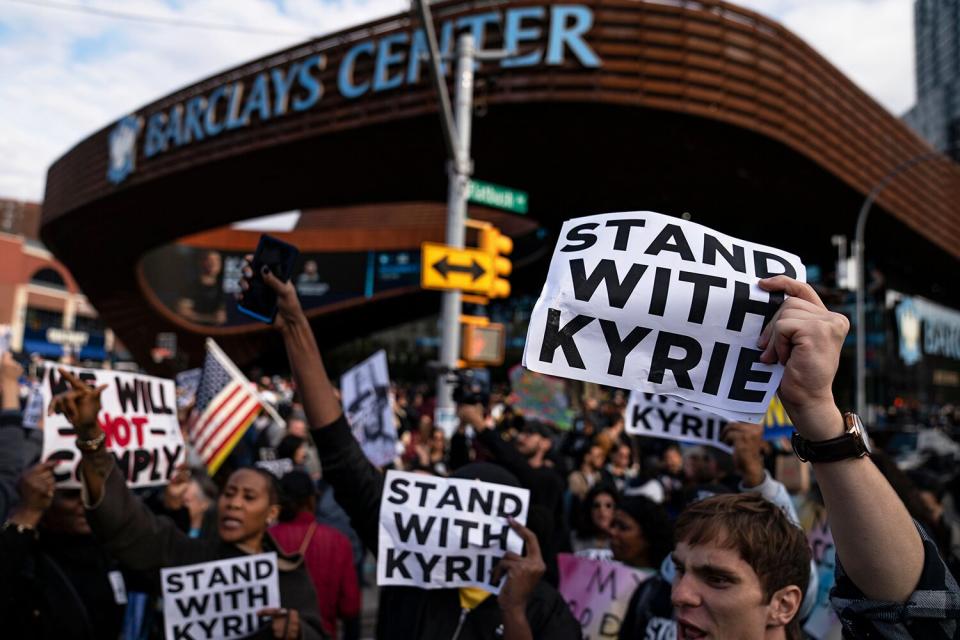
[1,258,960,639]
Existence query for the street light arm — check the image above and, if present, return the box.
[414,0,461,168]
[853,148,942,417]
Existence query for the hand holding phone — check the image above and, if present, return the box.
[237,235,300,324]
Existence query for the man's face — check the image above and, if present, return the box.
[671,540,771,640]
[664,448,683,474]
[515,431,542,457]
[684,450,717,484]
[586,445,605,471]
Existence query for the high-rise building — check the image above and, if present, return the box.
[904,0,960,160]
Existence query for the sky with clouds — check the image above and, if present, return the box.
[0,0,916,202]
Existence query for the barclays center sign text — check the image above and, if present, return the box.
[107,5,601,185]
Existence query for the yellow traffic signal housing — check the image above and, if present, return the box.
[479,225,513,298]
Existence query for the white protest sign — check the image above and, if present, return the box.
[625,393,733,453]
[558,553,654,640]
[341,350,397,467]
[22,381,44,429]
[40,363,186,488]
[175,368,203,410]
[523,212,805,422]
[377,469,530,592]
[255,458,294,478]
[161,553,280,640]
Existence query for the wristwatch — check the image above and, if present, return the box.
[792,412,871,463]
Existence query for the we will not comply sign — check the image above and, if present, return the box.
[523,212,805,422]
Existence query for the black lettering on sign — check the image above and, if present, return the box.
[175,594,210,617]
[648,332,703,390]
[586,564,617,598]
[604,218,646,250]
[702,234,747,274]
[453,518,479,548]
[678,271,727,324]
[539,309,593,369]
[498,493,522,518]
[116,377,140,413]
[727,282,783,332]
[599,320,652,376]
[446,556,471,582]
[414,553,441,582]
[648,267,671,317]
[632,405,653,430]
[728,348,771,402]
[196,619,217,636]
[387,477,409,504]
[248,584,270,608]
[50,449,75,483]
[702,342,730,397]
[657,409,679,431]
[644,224,695,261]
[560,222,600,252]
[436,485,463,510]
[570,259,648,309]
[394,512,435,545]
[385,549,411,579]
[172,623,196,640]
[680,414,702,438]
[753,251,797,279]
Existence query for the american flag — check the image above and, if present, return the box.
[190,339,263,474]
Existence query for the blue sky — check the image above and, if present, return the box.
[0,0,915,201]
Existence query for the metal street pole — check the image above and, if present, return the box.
[854,150,940,418]
[413,0,515,431]
[435,33,475,426]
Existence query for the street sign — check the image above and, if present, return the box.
[468,179,528,214]
[421,243,494,293]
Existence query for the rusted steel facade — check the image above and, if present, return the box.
[41,0,960,368]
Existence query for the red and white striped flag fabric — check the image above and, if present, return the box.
[190,339,263,474]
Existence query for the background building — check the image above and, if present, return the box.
[904,0,960,159]
[0,197,120,361]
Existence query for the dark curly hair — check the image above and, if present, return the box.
[576,483,619,539]
[617,495,674,567]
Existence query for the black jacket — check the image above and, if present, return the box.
[83,457,327,639]
[1,525,121,640]
[313,414,581,640]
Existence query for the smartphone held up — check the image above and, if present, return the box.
[237,235,300,324]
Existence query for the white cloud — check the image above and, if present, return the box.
[0,0,916,201]
[736,0,915,115]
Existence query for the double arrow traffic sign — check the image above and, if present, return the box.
[421,243,493,293]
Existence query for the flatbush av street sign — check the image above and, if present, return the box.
[468,180,528,214]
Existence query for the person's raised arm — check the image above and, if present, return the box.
[758,275,923,603]
[240,258,341,429]
[240,258,384,552]
[52,371,198,570]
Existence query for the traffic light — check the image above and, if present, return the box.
[479,224,513,298]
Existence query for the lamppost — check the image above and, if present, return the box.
[854,149,941,418]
